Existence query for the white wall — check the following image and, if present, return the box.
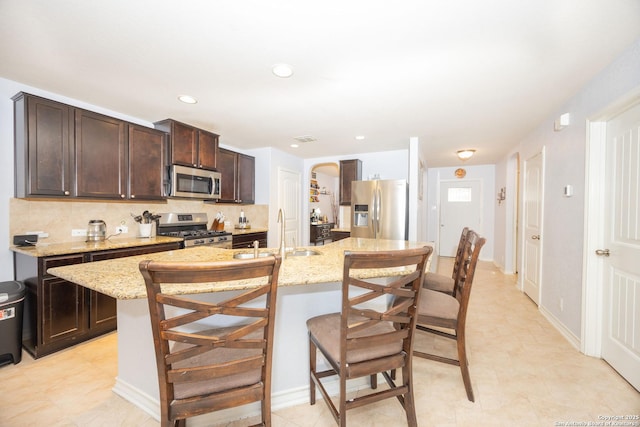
[494,37,640,340]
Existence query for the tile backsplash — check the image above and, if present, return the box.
[9,198,268,244]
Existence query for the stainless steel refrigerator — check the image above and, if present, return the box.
[350,179,408,240]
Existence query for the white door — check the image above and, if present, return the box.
[438,180,482,257]
[601,102,640,391]
[522,151,543,305]
[278,168,301,249]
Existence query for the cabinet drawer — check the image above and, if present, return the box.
[42,254,85,276]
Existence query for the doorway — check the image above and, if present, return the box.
[438,179,482,257]
[584,91,640,391]
[309,163,339,244]
[522,150,544,305]
[277,168,301,249]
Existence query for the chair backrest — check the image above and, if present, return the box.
[340,246,432,371]
[453,231,486,329]
[451,227,470,282]
[139,255,282,423]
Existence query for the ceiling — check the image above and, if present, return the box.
[1,1,639,167]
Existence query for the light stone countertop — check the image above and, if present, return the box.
[48,238,433,300]
[10,236,184,257]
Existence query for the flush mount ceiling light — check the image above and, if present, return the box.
[456,149,476,161]
[290,143,299,148]
[272,63,294,78]
[355,135,365,140]
[178,95,197,104]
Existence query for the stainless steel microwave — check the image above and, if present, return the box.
[169,165,221,200]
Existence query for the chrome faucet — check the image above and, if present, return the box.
[277,208,286,258]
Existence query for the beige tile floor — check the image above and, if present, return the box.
[1,259,638,426]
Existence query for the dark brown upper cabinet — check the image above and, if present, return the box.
[339,159,362,205]
[154,119,218,170]
[75,109,127,199]
[217,147,255,204]
[127,124,167,200]
[13,93,75,197]
[13,92,167,201]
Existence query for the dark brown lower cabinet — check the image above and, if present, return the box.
[232,231,268,249]
[15,241,181,358]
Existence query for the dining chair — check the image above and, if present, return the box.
[423,227,469,296]
[414,230,485,402]
[307,246,432,427]
[139,255,282,427]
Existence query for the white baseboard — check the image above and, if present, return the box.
[539,306,581,351]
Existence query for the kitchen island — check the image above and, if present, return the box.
[48,238,432,425]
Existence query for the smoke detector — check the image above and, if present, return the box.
[293,135,316,143]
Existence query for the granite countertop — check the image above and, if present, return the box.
[10,236,184,257]
[48,238,433,300]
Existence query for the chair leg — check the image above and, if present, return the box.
[402,365,418,427]
[309,337,317,405]
[456,331,475,402]
[262,389,271,426]
[370,373,377,389]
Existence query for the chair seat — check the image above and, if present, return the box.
[307,313,402,365]
[418,288,459,329]
[171,328,264,399]
[423,272,454,295]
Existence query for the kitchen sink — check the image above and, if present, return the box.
[288,249,321,257]
[233,252,274,259]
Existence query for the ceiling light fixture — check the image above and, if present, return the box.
[456,149,476,161]
[272,63,294,78]
[178,95,197,104]
[290,143,299,148]
[355,135,365,140]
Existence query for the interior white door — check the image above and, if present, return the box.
[601,102,640,391]
[278,168,301,249]
[438,180,482,257]
[522,151,543,305]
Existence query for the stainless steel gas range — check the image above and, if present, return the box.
[156,212,233,248]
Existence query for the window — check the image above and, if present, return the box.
[448,187,472,202]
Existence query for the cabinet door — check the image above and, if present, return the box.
[339,159,362,205]
[170,121,198,167]
[197,129,218,170]
[76,109,127,198]
[237,153,255,204]
[128,124,166,200]
[89,291,117,333]
[42,276,87,346]
[217,147,238,203]
[14,94,74,197]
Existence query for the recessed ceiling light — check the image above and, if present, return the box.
[290,143,299,148]
[355,135,365,140]
[272,63,294,78]
[178,95,197,104]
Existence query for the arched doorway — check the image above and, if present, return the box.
[308,162,339,244]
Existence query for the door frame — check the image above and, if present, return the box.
[583,86,640,357]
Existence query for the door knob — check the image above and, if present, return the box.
[531,235,540,240]
[595,249,610,256]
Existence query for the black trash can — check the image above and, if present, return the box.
[0,281,26,366]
